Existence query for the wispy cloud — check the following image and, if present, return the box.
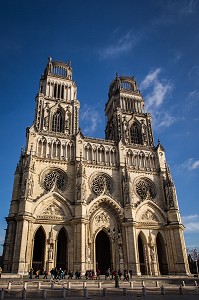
[185,90,199,111]
[140,69,174,129]
[99,30,139,59]
[140,68,173,110]
[80,105,102,135]
[182,214,199,232]
[181,158,199,170]
[179,0,198,16]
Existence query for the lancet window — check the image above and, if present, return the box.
[130,123,142,144]
[52,110,64,133]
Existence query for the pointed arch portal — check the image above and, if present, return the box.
[32,227,45,272]
[156,232,168,275]
[96,230,111,274]
[138,234,146,275]
[56,228,68,271]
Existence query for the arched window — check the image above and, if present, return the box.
[130,123,142,144]
[52,110,64,133]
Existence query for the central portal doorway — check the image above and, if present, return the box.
[96,230,111,274]
[56,228,68,271]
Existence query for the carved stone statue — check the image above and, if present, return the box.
[119,246,123,261]
[48,246,54,260]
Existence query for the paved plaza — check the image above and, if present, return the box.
[0,275,198,299]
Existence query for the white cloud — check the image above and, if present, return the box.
[182,214,199,232]
[140,68,161,90]
[156,112,176,128]
[140,69,174,130]
[80,105,102,135]
[99,30,139,59]
[181,158,199,170]
[179,0,198,16]
[141,69,173,111]
[185,90,199,111]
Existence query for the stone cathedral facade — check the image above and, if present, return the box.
[3,58,189,275]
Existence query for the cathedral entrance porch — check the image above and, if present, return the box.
[32,227,45,273]
[56,228,68,271]
[95,230,111,274]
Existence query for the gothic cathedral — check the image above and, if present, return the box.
[3,58,189,275]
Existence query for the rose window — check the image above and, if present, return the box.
[135,177,156,200]
[91,173,113,195]
[43,170,67,191]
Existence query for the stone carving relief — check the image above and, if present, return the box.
[93,211,111,231]
[141,209,158,222]
[37,203,65,220]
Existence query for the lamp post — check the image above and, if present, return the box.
[193,249,199,276]
[108,228,122,271]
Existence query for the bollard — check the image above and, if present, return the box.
[142,280,145,287]
[62,287,66,298]
[51,281,55,289]
[84,288,88,298]
[161,285,165,295]
[179,286,183,295]
[103,288,107,297]
[42,289,47,299]
[115,275,119,288]
[156,281,159,287]
[0,289,4,300]
[194,280,197,286]
[98,281,101,288]
[83,281,87,289]
[22,288,27,299]
[123,288,127,296]
[67,281,71,289]
[38,282,41,289]
[24,282,27,290]
[7,282,11,290]
[142,286,146,296]
[67,288,71,297]
[182,281,185,287]
[130,281,133,288]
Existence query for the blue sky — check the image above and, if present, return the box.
[0,0,199,255]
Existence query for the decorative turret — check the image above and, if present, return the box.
[105,74,154,147]
[34,57,80,136]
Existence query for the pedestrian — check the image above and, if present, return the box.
[118,269,122,280]
[97,269,100,280]
[29,268,33,279]
[68,270,73,279]
[50,268,55,280]
[35,270,40,279]
[43,270,48,279]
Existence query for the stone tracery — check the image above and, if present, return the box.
[91,173,113,195]
[42,169,68,191]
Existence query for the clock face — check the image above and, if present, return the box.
[43,169,68,191]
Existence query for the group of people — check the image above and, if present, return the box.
[28,267,133,281]
[105,268,133,281]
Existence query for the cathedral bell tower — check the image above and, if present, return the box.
[34,57,80,136]
[105,74,154,147]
